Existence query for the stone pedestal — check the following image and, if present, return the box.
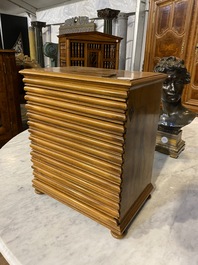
[156,127,185,158]
[31,21,46,67]
[97,8,120,35]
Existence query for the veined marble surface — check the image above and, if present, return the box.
[0,118,198,265]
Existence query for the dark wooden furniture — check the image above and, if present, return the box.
[58,31,122,69]
[20,66,165,238]
[0,13,29,55]
[144,0,198,113]
[0,253,9,265]
[0,50,22,148]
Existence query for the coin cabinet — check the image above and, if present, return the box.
[20,66,165,238]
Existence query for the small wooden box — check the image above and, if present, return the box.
[20,67,165,238]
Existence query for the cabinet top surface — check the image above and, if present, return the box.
[20,66,166,86]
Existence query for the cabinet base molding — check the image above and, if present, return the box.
[33,182,153,238]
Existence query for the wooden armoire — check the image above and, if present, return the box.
[0,50,22,147]
[144,0,198,113]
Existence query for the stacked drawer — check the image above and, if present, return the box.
[23,69,128,236]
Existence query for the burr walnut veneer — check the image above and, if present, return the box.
[20,67,165,238]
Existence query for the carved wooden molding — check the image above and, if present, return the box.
[59,16,96,34]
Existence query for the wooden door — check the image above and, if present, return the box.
[182,1,198,112]
[144,0,198,112]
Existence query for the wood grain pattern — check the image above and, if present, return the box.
[20,66,165,238]
[0,50,22,147]
[144,0,198,113]
[0,253,9,265]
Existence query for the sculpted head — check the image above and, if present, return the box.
[154,56,190,103]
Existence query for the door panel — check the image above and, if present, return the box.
[144,0,198,113]
[182,8,198,112]
[144,0,194,71]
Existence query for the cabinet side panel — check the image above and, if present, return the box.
[120,82,162,220]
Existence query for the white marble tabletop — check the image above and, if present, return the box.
[0,118,198,265]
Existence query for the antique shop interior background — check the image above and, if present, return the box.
[0,0,197,145]
[0,0,198,264]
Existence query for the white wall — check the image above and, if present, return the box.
[37,0,137,25]
[35,0,147,70]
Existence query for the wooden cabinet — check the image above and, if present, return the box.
[0,50,22,148]
[20,66,165,238]
[144,0,198,113]
[58,31,122,69]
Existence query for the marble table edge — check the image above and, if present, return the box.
[0,237,22,265]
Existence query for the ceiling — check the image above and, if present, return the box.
[0,0,81,16]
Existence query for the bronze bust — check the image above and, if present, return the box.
[154,56,196,130]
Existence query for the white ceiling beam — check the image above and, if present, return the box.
[7,0,37,15]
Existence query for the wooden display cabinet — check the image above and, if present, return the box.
[58,31,122,69]
[20,66,166,238]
